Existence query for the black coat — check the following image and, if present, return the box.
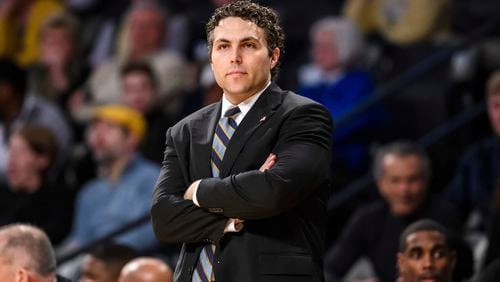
[151,83,332,282]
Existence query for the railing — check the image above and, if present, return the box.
[57,214,150,264]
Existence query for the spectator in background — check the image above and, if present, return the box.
[0,223,70,282]
[71,1,187,120]
[120,61,175,164]
[61,104,159,253]
[298,16,386,180]
[80,243,137,282]
[0,124,74,244]
[0,58,73,185]
[118,257,173,282]
[446,70,500,266]
[397,219,456,282]
[0,0,64,66]
[28,12,90,117]
[324,141,470,281]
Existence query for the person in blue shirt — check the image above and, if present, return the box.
[298,16,386,178]
[62,104,159,253]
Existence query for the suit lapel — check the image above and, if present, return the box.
[192,104,221,179]
[220,83,283,177]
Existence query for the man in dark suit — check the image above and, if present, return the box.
[151,1,332,282]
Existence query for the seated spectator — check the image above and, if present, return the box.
[61,104,159,253]
[120,61,175,164]
[445,70,500,266]
[118,257,173,282]
[80,243,137,282]
[324,141,471,281]
[0,0,64,66]
[397,219,456,282]
[298,16,386,178]
[0,223,70,282]
[0,124,74,244]
[71,1,187,120]
[28,12,90,116]
[0,58,73,184]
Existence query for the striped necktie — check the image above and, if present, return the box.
[192,106,241,282]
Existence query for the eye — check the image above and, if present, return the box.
[243,42,256,48]
[216,43,229,50]
[432,249,447,259]
[408,249,422,259]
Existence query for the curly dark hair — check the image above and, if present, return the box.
[206,0,285,78]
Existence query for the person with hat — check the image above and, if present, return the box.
[60,104,159,253]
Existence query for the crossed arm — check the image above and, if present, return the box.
[151,103,332,244]
[183,154,277,231]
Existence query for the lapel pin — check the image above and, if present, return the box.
[259,116,266,122]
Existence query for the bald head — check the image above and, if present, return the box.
[118,257,173,282]
[0,224,56,282]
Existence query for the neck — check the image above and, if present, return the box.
[99,154,133,183]
[225,79,270,105]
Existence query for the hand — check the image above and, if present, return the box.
[184,180,201,200]
[233,218,244,231]
[259,153,276,172]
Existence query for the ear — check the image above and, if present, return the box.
[126,132,141,149]
[450,251,457,269]
[16,268,29,282]
[376,178,387,196]
[270,48,280,69]
[397,252,405,272]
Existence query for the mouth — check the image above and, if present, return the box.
[419,275,438,282]
[226,71,247,76]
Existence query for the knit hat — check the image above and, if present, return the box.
[92,104,146,140]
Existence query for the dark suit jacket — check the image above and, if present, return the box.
[151,83,333,282]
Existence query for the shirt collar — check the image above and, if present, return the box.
[220,80,271,121]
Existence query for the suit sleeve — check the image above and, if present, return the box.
[196,103,333,219]
[150,127,228,244]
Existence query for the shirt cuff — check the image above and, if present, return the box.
[192,180,201,206]
[224,218,244,233]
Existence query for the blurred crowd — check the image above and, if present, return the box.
[1,0,500,281]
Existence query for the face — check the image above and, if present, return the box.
[487,94,500,136]
[129,9,164,57]
[40,27,73,66]
[122,72,156,113]
[312,29,339,71]
[7,134,46,190]
[0,256,15,282]
[210,17,279,104]
[398,231,456,282]
[87,120,132,163]
[80,255,117,282]
[377,154,427,217]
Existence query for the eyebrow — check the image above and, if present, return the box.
[214,36,260,43]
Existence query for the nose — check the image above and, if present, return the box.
[230,48,242,64]
[421,253,435,270]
